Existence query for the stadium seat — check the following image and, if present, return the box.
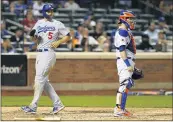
[92,47,103,52]
[153,20,159,24]
[149,39,157,46]
[135,19,149,25]
[73,19,83,24]
[73,8,89,14]
[107,24,117,30]
[15,48,24,53]
[167,36,173,40]
[72,14,86,19]
[128,9,142,14]
[54,48,71,52]
[18,18,24,23]
[106,14,119,20]
[64,23,70,28]
[168,25,173,31]
[58,43,69,48]
[73,47,83,52]
[92,8,107,14]
[134,24,142,31]
[166,31,173,36]
[167,42,173,52]
[57,8,72,14]
[19,41,33,48]
[110,8,122,14]
[106,30,112,36]
[2,35,12,39]
[55,18,70,25]
[131,30,142,36]
[4,7,10,12]
[8,26,18,32]
[93,14,105,20]
[140,14,155,20]
[98,18,113,25]
[11,42,17,47]
[2,12,16,20]
[54,13,69,18]
[71,23,78,29]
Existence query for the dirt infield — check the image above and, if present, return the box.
[1,107,172,121]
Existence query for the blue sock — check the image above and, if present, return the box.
[121,92,127,110]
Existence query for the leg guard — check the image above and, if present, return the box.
[118,78,134,110]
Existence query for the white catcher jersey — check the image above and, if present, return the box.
[114,29,136,59]
[33,19,69,49]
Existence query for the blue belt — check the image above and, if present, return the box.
[117,57,135,61]
[37,49,49,52]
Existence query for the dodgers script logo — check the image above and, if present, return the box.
[37,26,55,33]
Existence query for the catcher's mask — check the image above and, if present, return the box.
[118,10,136,30]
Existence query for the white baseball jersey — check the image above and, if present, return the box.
[114,29,136,82]
[28,19,69,110]
[114,29,136,59]
[33,19,69,50]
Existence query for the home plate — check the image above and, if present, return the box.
[14,116,61,121]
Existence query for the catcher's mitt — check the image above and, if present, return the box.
[132,67,144,80]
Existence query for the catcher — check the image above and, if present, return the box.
[113,10,143,117]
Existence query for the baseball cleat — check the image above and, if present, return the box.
[124,109,132,116]
[21,106,36,114]
[114,107,125,117]
[114,107,131,117]
[52,105,65,114]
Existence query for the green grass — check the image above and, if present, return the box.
[1,96,172,108]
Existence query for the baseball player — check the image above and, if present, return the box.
[113,10,137,117]
[21,4,70,114]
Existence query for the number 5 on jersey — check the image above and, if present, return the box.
[48,32,53,39]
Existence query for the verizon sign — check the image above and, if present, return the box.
[1,54,27,86]
[1,65,23,74]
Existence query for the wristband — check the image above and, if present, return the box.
[124,59,131,67]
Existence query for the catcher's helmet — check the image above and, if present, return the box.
[42,4,54,18]
[119,10,135,30]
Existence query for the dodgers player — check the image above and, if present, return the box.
[113,10,136,117]
[21,4,70,114]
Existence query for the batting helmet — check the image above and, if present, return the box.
[42,4,54,18]
[119,10,135,30]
